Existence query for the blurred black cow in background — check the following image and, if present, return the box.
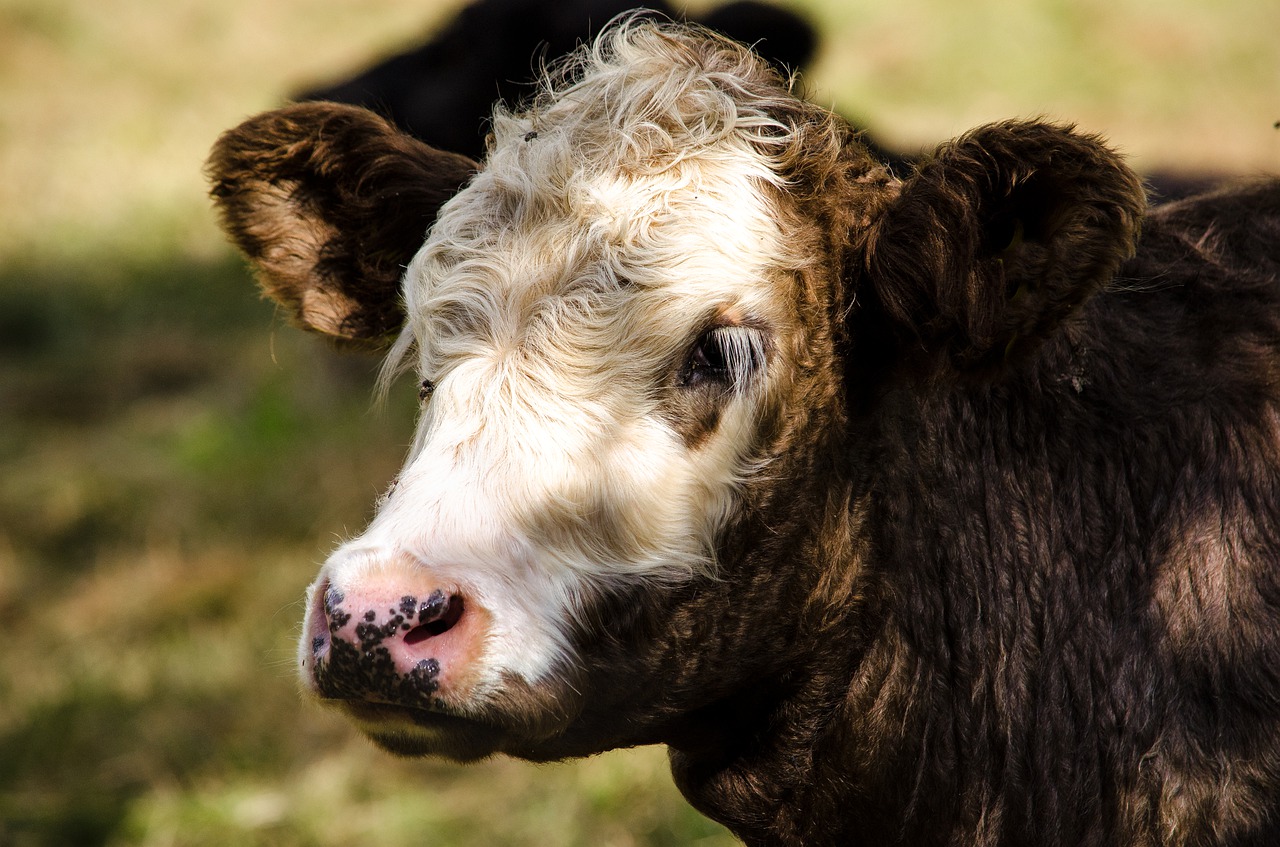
[298,0,1223,210]
[297,0,911,171]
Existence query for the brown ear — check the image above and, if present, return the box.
[206,102,477,346]
[857,121,1146,372]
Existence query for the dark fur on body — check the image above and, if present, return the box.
[812,183,1280,846]
[208,25,1280,846]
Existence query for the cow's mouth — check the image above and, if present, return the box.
[340,700,512,760]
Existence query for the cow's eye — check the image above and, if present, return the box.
[418,379,435,404]
[681,325,765,390]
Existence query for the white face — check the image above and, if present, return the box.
[298,104,805,732]
[285,23,846,759]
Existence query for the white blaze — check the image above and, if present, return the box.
[318,22,813,695]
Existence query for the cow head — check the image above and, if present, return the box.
[207,22,1143,765]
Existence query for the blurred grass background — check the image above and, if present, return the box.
[0,0,1275,845]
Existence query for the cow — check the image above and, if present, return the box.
[206,20,1280,847]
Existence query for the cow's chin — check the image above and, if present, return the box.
[314,674,587,762]
[332,700,520,762]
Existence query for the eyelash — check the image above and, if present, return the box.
[681,325,766,390]
[412,327,763,401]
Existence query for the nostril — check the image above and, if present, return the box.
[308,579,335,660]
[404,594,464,645]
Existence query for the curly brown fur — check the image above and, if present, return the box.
[206,102,476,345]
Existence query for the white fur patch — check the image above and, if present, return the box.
[322,21,817,694]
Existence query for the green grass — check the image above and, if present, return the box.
[0,0,1276,844]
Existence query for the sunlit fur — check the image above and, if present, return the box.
[326,20,828,696]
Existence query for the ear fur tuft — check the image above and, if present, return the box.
[206,102,477,346]
[858,121,1146,372]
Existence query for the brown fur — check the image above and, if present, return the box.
[206,102,476,345]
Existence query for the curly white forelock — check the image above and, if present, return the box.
[382,19,813,389]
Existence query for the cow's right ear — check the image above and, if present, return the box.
[206,102,477,346]
[855,121,1145,373]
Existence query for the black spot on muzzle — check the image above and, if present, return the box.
[314,594,443,708]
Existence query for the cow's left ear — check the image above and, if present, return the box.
[857,121,1145,372]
